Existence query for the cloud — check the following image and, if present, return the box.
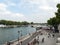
[39,6,53,10]
[16,0,58,23]
[21,0,54,10]
[10,3,16,6]
[28,12,55,23]
[0,0,59,23]
[0,3,27,21]
[0,10,27,21]
[0,3,7,11]
[28,0,40,4]
[7,2,16,6]
[27,0,54,10]
[4,0,16,6]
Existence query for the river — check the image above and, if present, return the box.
[0,25,36,45]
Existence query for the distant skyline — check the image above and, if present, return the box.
[0,0,60,23]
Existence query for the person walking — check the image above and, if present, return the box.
[48,35,49,38]
[20,41,22,45]
[28,43,30,45]
[48,33,51,38]
[52,34,55,37]
[42,38,44,43]
[7,42,10,45]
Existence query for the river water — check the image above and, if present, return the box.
[0,25,36,45]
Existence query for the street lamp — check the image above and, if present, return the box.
[18,31,20,44]
[21,30,22,36]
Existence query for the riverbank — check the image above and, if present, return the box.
[0,26,36,45]
[4,28,60,45]
[4,34,31,45]
[4,30,41,45]
[0,24,29,28]
[28,29,58,45]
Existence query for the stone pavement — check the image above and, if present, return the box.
[4,35,31,45]
[4,30,58,45]
[35,30,57,45]
[4,30,40,45]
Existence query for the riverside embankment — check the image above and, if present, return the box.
[0,26,36,45]
[4,30,41,45]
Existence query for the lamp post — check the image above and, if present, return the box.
[21,30,22,36]
[18,31,20,44]
[20,30,22,45]
[29,30,30,35]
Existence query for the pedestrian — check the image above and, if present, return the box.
[20,41,22,45]
[7,42,10,45]
[37,36,39,44]
[40,33,43,35]
[28,43,30,45]
[52,34,55,37]
[48,33,51,38]
[42,38,44,43]
[48,33,50,36]
[38,36,39,40]
[48,35,49,38]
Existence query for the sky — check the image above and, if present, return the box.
[0,0,60,23]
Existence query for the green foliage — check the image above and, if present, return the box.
[47,4,60,32]
[57,4,60,8]
[47,4,60,26]
[21,21,29,25]
[30,22,34,24]
[55,12,60,18]
[0,20,29,25]
[47,17,60,26]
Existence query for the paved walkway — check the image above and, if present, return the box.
[4,30,40,45]
[21,31,40,45]
[35,35,56,45]
[11,35,31,45]
[35,30,57,45]
[4,34,32,45]
[4,30,58,45]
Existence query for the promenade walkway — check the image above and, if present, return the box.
[35,34,56,45]
[34,30,57,45]
[4,30,40,45]
[4,29,58,45]
[4,34,32,45]
[11,35,31,45]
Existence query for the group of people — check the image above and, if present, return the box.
[27,31,55,45]
[37,36,45,43]
[36,33,55,44]
[48,33,55,38]
[36,36,45,44]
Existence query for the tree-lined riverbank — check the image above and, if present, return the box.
[0,20,29,25]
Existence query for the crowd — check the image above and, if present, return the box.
[27,31,55,45]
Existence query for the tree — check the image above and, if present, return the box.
[0,20,29,25]
[21,21,29,25]
[47,4,60,33]
[31,22,34,24]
